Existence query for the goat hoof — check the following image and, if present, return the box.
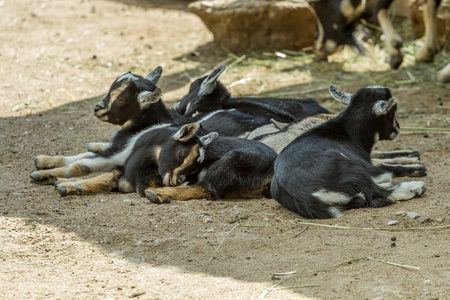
[146,192,162,204]
[56,186,68,197]
[30,172,42,183]
[164,197,171,204]
[389,53,403,69]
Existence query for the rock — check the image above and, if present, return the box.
[434,217,444,223]
[407,212,420,220]
[395,211,405,216]
[203,216,213,224]
[388,220,400,226]
[189,0,316,52]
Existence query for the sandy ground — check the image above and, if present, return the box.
[0,0,449,299]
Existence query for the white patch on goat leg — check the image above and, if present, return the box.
[387,181,426,202]
[372,157,419,165]
[328,207,343,218]
[87,142,111,153]
[372,173,393,188]
[312,189,351,206]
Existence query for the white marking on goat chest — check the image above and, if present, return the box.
[198,147,205,163]
[340,0,366,23]
[312,189,351,206]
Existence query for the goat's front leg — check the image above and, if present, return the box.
[145,185,212,204]
[31,156,116,185]
[34,152,96,170]
[55,170,122,196]
[377,7,404,68]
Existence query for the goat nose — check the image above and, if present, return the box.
[94,104,102,112]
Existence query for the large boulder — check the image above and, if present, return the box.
[188,0,316,52]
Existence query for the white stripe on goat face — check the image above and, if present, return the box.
[117,72,139,83]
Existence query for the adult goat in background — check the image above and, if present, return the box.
[312,0,449,82]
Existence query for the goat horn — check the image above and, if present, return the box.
[329,84,352,106]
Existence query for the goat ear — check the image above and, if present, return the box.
[329,84,352,105]
[270,119,289,130]
[174,123,200,142]
[199,132,218,147]
[137,88,162,107]
[145,66,163,84]
[198,64,226,97]
[373,97,396,117]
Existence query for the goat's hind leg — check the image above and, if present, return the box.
[34,152,96,170]
[31,156,112,185]
[55,170,122,196]
[387,181,426,202]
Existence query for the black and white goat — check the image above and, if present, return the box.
[173,65,331,123]
[31,69,172,188]
[144,123,277,203]
[271,84,426,219]
[249,114,427,178]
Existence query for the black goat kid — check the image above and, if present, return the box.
[173,64,330,123]
[144,123,277,203]
[271,84,426,219]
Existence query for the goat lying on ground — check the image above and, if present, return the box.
[143,123,277,203]
[249,115,427,178]
[271,84,426,219]
[173,64,331,122]
[30,70,271,195]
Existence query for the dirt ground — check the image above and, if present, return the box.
[0,0,449,299]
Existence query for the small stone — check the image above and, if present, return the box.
[435,217,444,223]
[388,220,400,226]
[407,212,420,220]
[203,216,213,224]
[395,211,405,216]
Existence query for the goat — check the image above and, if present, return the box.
[312,0,449,81]
[249,114,427,178]
[143,123,277,203]
[33,66,166,171]
[270,84,426,219]
[55,123,204,197]
[31,70,172,187]
[173,65,330,123]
